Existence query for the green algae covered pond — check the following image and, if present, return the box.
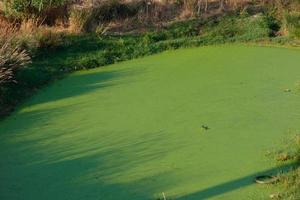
[1,45,300,199]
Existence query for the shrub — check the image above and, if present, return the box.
[3,0,70,25]
[6,0,68,14]
[284,12,300,38]
[202,14,271,41]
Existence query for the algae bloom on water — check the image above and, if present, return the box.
[1,45,300,200]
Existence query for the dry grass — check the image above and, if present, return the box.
[0,16,66,85]
[0,26,31,84]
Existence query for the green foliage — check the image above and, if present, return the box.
[3,0,69,21]
[203,14,272,42]
[284,12,300,38]
[138,20,200,45]
[10,0,68,13]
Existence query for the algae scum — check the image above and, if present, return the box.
[1,45,300,199]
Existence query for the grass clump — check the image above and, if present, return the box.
[0,26,31,85]
[271,134,300,199]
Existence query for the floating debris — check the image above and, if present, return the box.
[255,175,278,184]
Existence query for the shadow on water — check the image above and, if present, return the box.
[0,67,143,136]
[24,68,143,107]
[0,125,180,199]
[0,63,181,199]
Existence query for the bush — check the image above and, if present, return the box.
[3,0,69,25]
[202,14,272,42]
[7,0,68,14]
[284,12,300,38]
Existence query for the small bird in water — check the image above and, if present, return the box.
[201,125,209,130]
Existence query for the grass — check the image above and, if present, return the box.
[268,133,300,199]
[1,45,300,199]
